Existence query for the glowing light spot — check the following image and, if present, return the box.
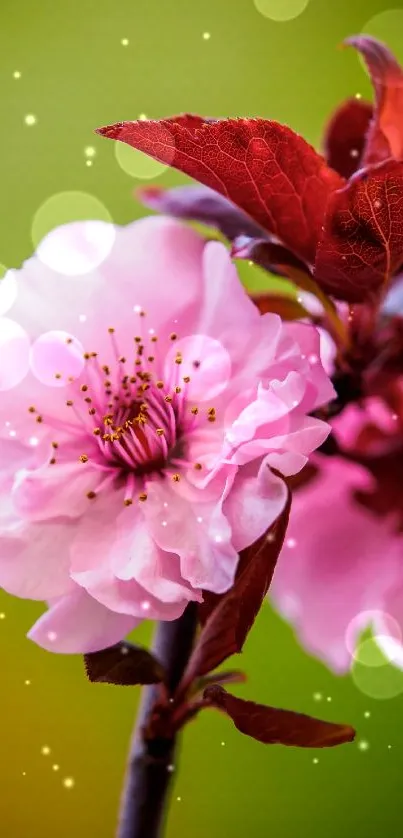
[202,32,211,40]
[79,314,87,323]
[364,711,371,718]
[41,746,51,756]
[13,71,21,79]
[24,114,37,126]
[162,520,168,527]
[286,537,296,548]
[84,146,96,158]
[52,764,60,771]
[29,437,39,446]
[0,613,5,620]
[167,764,175,773]
[63,777,75,789]
[326,696,332,702]
[358,740,369,751]
[313,692,322,701]
[138,113,148,121]
[9,430,17,437]
[141,601,151,612]
[253,0,310,23]
[47,631,57,642]
[121,38,129,46]
[86,160,93,167]
[313,758,319,764]
[25,679,31,685]
[197,516,203,523]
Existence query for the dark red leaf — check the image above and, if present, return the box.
[96,116,344,266]
[315,159,403,301]
[180,487,291,686]
[137,184,266,241]
[323,97,373,178]
[203,686,356,748]
[346,36,403,165]
[250,293,310,320]
[231,234,308,278]
[194,670,247,694]
[84,642,165,686]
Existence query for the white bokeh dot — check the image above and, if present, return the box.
[253,0,309,22]
[31,192,115,276]
[30,331,84,387]
[24,114,37,126]
[0,317,30,391]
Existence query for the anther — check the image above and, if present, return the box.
[124,499,133,506]
[79,455,88,463]
[156,381,164,389]
[194,463,202,470]
[183,376,191,383]
[108,327,115,334]
[80,384,88,392]
[139,492,148,502]
[36,415,43,423]
[172,474,181,482]
[191,407,199,415]
[66,400,73,407]
[170,333,177,341]
[87,491,97,499]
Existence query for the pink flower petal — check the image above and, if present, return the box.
[223,462,288,552]
[0,518,75,600]
[28,587,139,653]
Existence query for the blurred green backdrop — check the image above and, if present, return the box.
[1,0,403,835]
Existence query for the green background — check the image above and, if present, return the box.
[1,0,403,835]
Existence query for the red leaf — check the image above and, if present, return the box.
[96,116,344,266]
[204,686,356,748]
[137,184,266,241]
[84,642,165,686]
[180,488,291,686]
[346,36,403,165]
[315,159,403,301]
[250,293,310,320]
[323,97,373,178]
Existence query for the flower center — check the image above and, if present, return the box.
[26,311,216,507]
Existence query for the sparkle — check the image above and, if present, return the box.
[141,600,151,612]
[24,679,31,686]
[63,777,75,789]
[9,430,17,437]
[13,71,21,79]
[308,354,318,365]
[326,696,332,702]
[0,613,5,620]
[355,92,362,99]
[358,740,369,752]
[221,741,225,746]
[197,516,203,523]
[364,711,371,718]
[202,31,211,40]
[121,38,129,46]
[52,764,60,771]
[286,537,296,548]
[138,113,148,121]
[167,764,175,773]
[29,437,39,446]
[176,796,182,802]
[47,631,57,642]
[313,758,319,765]
[214,535,223,543]
[313,692,322,701]
[84,146,96,158]
[350,148,359,158]
[162,520,168,527]
[41,746,51,756]
[24,114,37,126]
[86,160,93,167]
[374,199,382,209]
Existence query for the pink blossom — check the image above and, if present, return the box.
[0,216,333,653]
[271,404,403,673]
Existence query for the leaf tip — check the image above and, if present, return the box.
[95,122,124,139]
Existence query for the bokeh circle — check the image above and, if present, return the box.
[114,141,168,180]
[30,331,84,387]
[0,317,30,391]
[253,0,310,23]
[31,192,115,276]
[360,9,403,69]
[0,267,17,315]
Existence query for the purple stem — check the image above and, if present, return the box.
[116,604,198,838]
